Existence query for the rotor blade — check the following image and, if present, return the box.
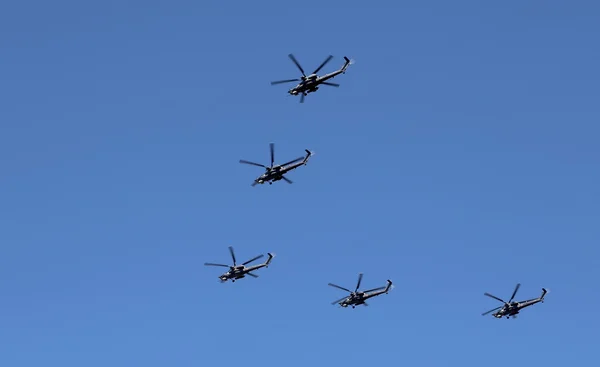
[288,54,306,76]
[204,263,230,268]
[509,283,521,303]
[281,176,293,184]
[355,273,363,292]
[269,143,274,168]
[300,93,305,103]
[281,156,304,166]
[321,82,340,87]
[484,293,505,303]
[246,272,259,278]
[271,79,300,85]
[331,296,349,305]
[363,286,386,293]
[228,246,236,266]
[242,254,264,265]
[328,283,353,293]
[240,160,266,168]
[482,306,502,316]
[312,55,333,74]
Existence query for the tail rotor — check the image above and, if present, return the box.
[269,142,275,169]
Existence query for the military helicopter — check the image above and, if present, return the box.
[204,246,274,282]
[270,54,352,103]
[328,273,393,308]
[482,283,548,319]
[239,143,313,186]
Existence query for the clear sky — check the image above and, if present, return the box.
[1,1,599,366]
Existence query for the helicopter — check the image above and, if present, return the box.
[328,273,393,308]
[270,54,352,103]
[482,283,547,319]
[239,143,313,186]
[204,246,274,283]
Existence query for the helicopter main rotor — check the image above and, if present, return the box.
[271,54,333,81]
[204,246,265,271]
[482,283,521,316]
[270,54,337,103]
[328,273,387,305]
[239,143,305,185]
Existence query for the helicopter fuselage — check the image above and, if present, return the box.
[241,145,312,186]
[330,278,392,309]
[493,305,518,318]
[218,266,247,282]
[255,166,285,184]
[493,299,543,318]
[272,55,351,100]
[254,161,307,185]
[217,255,274,282]
[337,282,393,308]
[339,294,366,308]
[288,70,344,95]
[289,79,318,96]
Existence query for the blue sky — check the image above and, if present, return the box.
[1,1,599,366]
